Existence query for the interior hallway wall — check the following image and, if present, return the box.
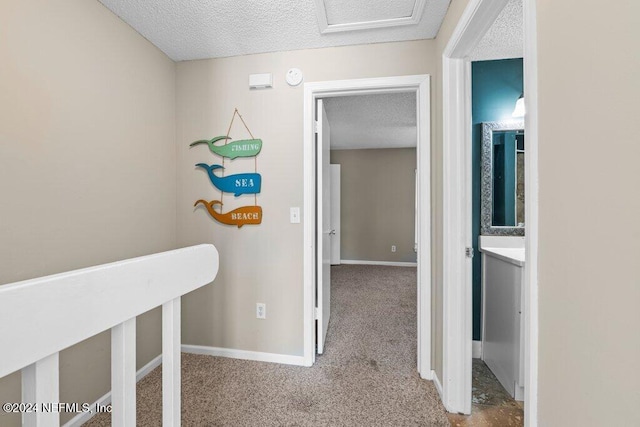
[330,148,417,264]
[176,40,438,357]
[536,0,640,425]
[433,0,472,384]
[0,0,177,425]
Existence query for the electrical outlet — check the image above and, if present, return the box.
[256,303,266,319]
[391,245,397,253]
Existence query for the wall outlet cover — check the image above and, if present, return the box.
[256,303,266,319]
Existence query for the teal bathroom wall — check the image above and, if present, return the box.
[471,58,523,341]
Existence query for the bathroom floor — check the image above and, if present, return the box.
[447,359,524,426]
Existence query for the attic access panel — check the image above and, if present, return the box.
[315,0,426,33]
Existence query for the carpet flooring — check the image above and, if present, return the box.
[84,265,449,426]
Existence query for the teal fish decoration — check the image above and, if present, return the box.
[190,136,262,160]
[195,163,262,197]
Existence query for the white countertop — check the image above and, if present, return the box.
[480,247,525,267]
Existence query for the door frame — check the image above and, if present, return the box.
[302,75,432,379]
[441,0,539,424]
[329,164,341,265]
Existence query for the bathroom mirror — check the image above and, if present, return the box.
[481,121,525,236]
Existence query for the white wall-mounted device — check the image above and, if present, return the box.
[249,73,273,89]
[286,68,303,86]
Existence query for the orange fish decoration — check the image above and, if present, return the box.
[195,200,262,228]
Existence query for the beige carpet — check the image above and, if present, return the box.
[84,265,449,426]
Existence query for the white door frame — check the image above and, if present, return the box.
[330,164,341,265]
[441,0,539,425]
[302,75,432,379]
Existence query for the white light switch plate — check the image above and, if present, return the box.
[290,207,300,223]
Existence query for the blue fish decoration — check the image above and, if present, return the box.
[195,163,262,197]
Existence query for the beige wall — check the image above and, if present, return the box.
[176,40,437,356]
[330,148,417,263]
[536,1,640,425]
[0,0,176,425]
[432,0,471,382]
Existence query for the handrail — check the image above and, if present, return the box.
[0,244,219,426]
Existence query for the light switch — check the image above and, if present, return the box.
[290,207,300,224]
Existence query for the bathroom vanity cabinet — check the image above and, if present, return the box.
[480,236,525,401]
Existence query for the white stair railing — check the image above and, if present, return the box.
[0,244,219,427]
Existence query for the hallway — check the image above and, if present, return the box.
[84,265,448,426]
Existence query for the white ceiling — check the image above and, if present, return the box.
[469,0,523,61]
[323,93,417,150]
[97,0,452,61]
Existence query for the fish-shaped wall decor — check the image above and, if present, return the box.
[195,163,262,197]
[190,136,262,160]
[195,200,262,228]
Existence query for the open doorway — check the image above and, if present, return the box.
[302,76,431,379]
[441,0,538,424]
[317,92,418,358]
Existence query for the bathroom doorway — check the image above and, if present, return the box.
[441,0,539,424]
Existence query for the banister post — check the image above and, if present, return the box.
[162,297,181,426]
[22,353,60,427]
[111,318,136,427]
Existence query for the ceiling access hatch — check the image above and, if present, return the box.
[315,0,427,33]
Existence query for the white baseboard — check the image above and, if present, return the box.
[340,259,417,267]
[431,370,444,401]
[135,354,164,381]
[63,354,162,427]
[473,340,483,359]
[182,344,306,366]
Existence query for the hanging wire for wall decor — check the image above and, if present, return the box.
[191,108,263,228]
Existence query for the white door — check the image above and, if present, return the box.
[330,164,341,265]
[316,99,331,354]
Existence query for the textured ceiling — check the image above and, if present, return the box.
[469,0,523,61]
[323,93,417,150]
[97,0,452,61]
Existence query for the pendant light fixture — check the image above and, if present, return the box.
[512,93,525,118]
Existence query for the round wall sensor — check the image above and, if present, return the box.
[286,68,303,86]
